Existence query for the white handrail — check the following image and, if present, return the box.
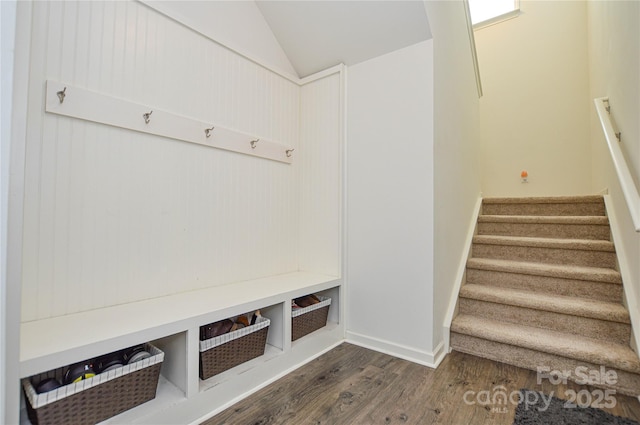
[463,0,483,98]
[594,97,640,232]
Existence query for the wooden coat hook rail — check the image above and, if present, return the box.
[44,81,295,164]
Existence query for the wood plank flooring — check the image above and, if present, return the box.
[203,343,640,425]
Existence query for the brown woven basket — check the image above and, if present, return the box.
[22,344,163,425]
[199,316,270,380]
[291,296,331,341]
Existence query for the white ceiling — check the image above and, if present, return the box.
[255,1,432,78]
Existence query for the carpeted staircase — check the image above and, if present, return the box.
[450,195,640,396]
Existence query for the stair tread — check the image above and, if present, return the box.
[460,284,630,323]
[466,258,622,284]
[478,215,609,225]
[483,195,604,204]
[473,234,615,252]
[451,315,640,374]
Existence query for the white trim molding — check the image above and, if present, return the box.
[471,0,521,31]
[188,338,344,425]
[473,9,520,31]
[3,1,31,422]
[138,0,300,83]
[299,64,344,86]
[346,331,446,369]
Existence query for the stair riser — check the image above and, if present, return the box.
[472,244,617,268]
[482,203,605,216]
[458,299,630,345]
[451,333,640,396]
[477,222,610,240]
[465,269,623,303]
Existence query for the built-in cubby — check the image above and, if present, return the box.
[197,301,284,393]
[19,274,343,424]
[152,332,189,397]
[314,286,341,328]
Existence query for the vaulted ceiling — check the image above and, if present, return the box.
[256,1,433,77]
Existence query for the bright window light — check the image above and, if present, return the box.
[468,0,518,26]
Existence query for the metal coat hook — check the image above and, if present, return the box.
[250,139,260,149]
[204,126,215,138]
[57,87,67,104]
[143,110,153,124]
[286,149,294,158]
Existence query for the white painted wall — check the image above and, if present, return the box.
[346,40,435,362]
[423,0,482,351]
[141,0,298,78]
[475,0,592,197]
[587,0,640,344]
[588,0,640,189]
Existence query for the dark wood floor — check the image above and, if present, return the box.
[203,343,640,425]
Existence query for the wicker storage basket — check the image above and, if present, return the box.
[199,316,270,380]
[291,296,331,341]
[22,343,164,425]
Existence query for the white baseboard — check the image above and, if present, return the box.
[346,331,446,369]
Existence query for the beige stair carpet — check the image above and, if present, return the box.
[450,195,640,396]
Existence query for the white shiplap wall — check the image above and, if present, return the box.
[299,73,343,277]
[21,1,303,321]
